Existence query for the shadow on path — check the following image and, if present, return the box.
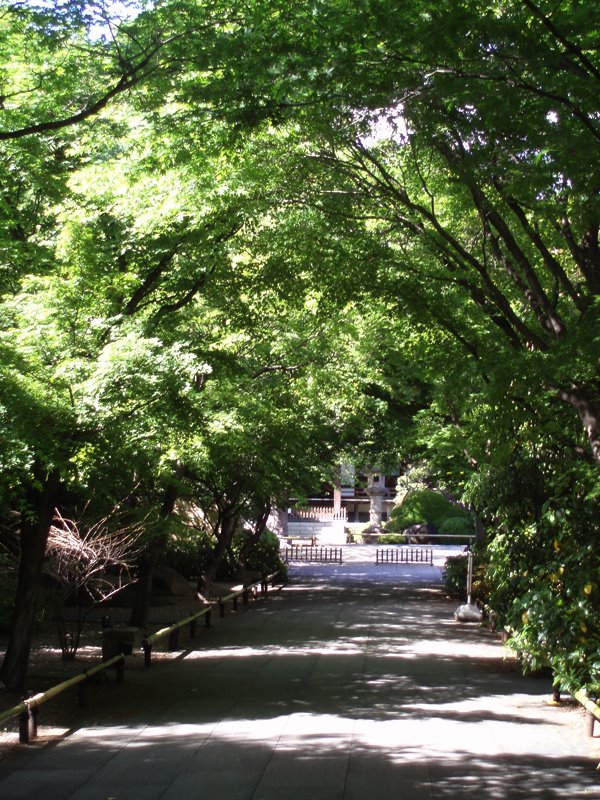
[0,561,597,799]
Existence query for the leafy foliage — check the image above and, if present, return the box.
[485,474,600,694]
[439,517,476,538]
[0,552,18,632]
[377,533,407,545]
[0,0,598,698]
[234,529,284,578]
[163,525,217,580]
[386,490,474,533]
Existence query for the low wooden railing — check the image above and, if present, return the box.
[0,571,283,743]
[573,689,600,739]
[141,571,282,666]
[0,654,125,744]
[142,605,213,666]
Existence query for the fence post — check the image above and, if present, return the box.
[143,639,153,667]
[585,710,595,737]
[219,599,226,618]
[190,617,197,638]
[242,589,249,606]
[115,656,125,684]
[19,704,37,745]
[78,678,89,706]
[205,608,212,627]
[168,626,179,651]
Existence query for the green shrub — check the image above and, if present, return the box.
[240,529,286,577]
[164,526,216,579]
[443,555,468,598]
[386,489,473,533]
[486,500,600,695]
[378,533,407,544]
[443,550,489,602]
[439,516,475,540]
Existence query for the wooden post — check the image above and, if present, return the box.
[232,595,238,611]
[19,705,37,744]
[585,710,595,737]
[78,678,89,706]
[190,618,197,638]
[219,599,225,618]
[143,640,153,667]
[168,627,179,651]
[115,656,125,684]
[205,609,212,627]
[242,589,249,606]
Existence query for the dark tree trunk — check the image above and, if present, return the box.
[129,470,182,628]
[236,499,271,575]
[197,507,239,596]
[558,384,600,464]
[0,469,60,692]
[128,545,163,629]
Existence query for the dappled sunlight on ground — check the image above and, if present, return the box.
[0,552,597,798]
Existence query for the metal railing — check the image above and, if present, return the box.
[283,546,343,564]
[375,547,433,565]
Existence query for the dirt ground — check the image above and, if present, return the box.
[0,584,238,763]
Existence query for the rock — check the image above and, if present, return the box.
[454,603,483,622]
[404,523,437,543]
[154,565,195,598]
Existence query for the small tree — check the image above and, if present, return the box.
[44,507,144,660]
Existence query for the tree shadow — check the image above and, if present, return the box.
[0,564,596,799]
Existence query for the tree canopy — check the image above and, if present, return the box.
[0,0,598,695]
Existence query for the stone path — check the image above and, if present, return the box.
[0,548,598,799]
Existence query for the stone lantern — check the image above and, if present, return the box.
[363,470,388,541]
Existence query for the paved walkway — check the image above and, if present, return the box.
[0,548,598,799]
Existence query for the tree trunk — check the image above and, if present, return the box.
[197,508,239,596]
[129,470,182,628]
[0,469,60,692]
[128,545,163,629]
[558,384,600,464]
[236,499,271,575]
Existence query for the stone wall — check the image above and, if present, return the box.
[286,519,346,545]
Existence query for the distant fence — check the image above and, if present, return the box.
[376,547,433,565]
[288,507,347,522]
[283,546,343,564]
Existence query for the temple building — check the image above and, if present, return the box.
[277,466,399,543]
